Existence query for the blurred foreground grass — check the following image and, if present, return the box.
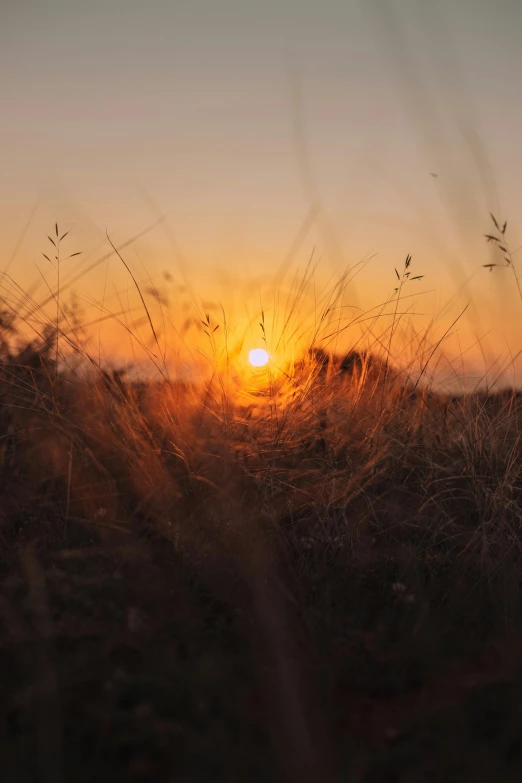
[2,240,522,781]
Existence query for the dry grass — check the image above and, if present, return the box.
[2,228,522,782]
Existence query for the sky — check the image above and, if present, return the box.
[2,0,522,383]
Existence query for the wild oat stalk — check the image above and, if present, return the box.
[483,214,522,302]
[42,224,81,378]
[383,254,424,390]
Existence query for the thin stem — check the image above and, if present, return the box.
[56,244,60,380]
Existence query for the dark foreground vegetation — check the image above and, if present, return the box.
[2,316,522,782]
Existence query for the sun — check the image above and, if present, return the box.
[248,348,270,367]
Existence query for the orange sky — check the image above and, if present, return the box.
[2,0,522,387]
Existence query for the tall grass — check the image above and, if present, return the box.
[2,224,522,781]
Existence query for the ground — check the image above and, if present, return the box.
[2,350,522,781]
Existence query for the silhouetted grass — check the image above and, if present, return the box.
[2,228,522,782]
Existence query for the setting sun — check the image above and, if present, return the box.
[248,348,270,367]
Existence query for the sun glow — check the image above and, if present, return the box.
[248,348,270,367]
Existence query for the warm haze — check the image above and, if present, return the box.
[4,6,522,781]
[3,0,522,384]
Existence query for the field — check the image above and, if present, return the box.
[2,240,522,782]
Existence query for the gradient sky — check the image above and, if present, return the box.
[2,0,522,382]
